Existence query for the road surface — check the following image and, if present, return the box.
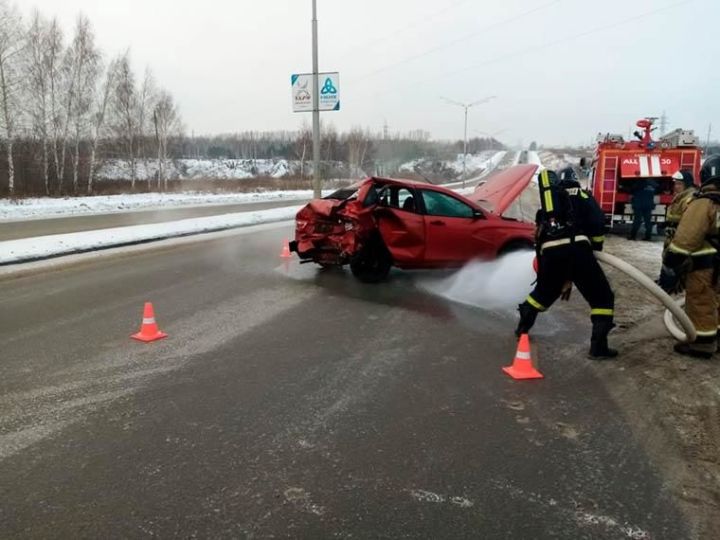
[0,226,688,538]
[0,199,302,241]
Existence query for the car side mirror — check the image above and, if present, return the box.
[472,210,484,219]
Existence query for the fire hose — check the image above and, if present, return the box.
[593,251,696,343]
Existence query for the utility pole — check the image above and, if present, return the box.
[441,95,496,188]
[659,111,668,136]
[311,0,321,198]
[707,123,713,152]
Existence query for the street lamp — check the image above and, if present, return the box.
[311,0,321,198]
[441,95,496,187]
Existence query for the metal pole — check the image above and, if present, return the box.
[462,106,468,188]
[707,123,712,152]
[311,0,321,198]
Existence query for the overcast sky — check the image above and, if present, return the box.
[18,0,718,146]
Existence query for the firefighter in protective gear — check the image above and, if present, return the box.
[515,167,617,359]
[663,170,697,252]
[659,155,720,358]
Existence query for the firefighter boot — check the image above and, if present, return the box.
[589,320,618,359]
[673,342,714,360]
[515,302,539,337]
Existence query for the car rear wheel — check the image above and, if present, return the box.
[350,239,392,283]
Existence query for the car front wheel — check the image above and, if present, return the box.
[350,241,392,283]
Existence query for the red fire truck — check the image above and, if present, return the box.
[586,117,703,228]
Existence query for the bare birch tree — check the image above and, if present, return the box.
[136,67,155,169]
[46,18,64,191]
[87,57,117,194]
[111,52,138,189]
[67,15,100,193]
[26,11,52,194]
[152,89,180,191]
[0,1,25,195]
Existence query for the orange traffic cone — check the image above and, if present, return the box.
[503,333,543,380]
[280,239,292,258]
[131,302,168,343]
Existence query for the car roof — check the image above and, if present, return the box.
[365,176,477,200]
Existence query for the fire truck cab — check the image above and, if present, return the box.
[586,118,703,229]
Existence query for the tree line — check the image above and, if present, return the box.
[0,1,181,196]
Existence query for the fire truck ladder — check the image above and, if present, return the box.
[600,156,619,229]
[679,151,696,175]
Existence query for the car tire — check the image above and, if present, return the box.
[350,239,392,283]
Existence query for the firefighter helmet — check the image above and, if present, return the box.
[672,169,695,189]
[700,155,720,185]
[557,166,577,183]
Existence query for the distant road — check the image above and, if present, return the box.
[0,199,303,241]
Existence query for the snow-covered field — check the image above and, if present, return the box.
[98,158,296,181]
[0,190,321,221]
[0,205,301,265]
[399,150,505,176]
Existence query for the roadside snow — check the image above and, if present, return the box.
[0,205,300,265]
[0,191,319,221]
[527,151,544,168]
[98,158,295,181]
[399,150,506,177]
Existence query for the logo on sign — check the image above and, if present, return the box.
[321,77,337,95]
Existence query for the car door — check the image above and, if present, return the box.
[375,185,426,264]
[419,189,495,265]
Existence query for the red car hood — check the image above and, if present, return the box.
[468,164,539,215]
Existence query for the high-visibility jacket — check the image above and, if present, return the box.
[664,187,697,251]
[665,184,720,271]
[536,169,606,252]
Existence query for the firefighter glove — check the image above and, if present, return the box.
[560,281,573,301]
[657,264,684,294]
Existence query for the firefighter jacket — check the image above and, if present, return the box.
[664,187,697,250]
[536,170,606,253]
[665,184,720,271]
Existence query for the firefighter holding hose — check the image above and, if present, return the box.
[659,155,720,359]
[664,170,697,253]
[515,167,618,359]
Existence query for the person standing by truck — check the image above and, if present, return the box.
[663,170,697,252]
[659,155,720,359]
[628,179,657,241]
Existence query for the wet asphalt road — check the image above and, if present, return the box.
[0,200,303,241]
[0,225,688,539]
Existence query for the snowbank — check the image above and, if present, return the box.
[0,205,301,265]
[399,150,505,177]
[98,158,295,181]
[0,191,317,221]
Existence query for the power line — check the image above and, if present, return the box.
[358,0,692,97]
[336,0,475,60]
[349,0,562,84]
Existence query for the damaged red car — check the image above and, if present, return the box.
[289,164,538,282]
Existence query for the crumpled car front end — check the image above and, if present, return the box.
[290,199,366,266]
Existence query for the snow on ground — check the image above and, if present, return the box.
[537,150,582,172]
[526,151,543,169]
[399,150,505,176]
[0,190,321,221]
[0,205,301,265]
[98,158,296,181]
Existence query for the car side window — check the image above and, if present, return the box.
[377,186,418,213]
[421,190,475,218]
